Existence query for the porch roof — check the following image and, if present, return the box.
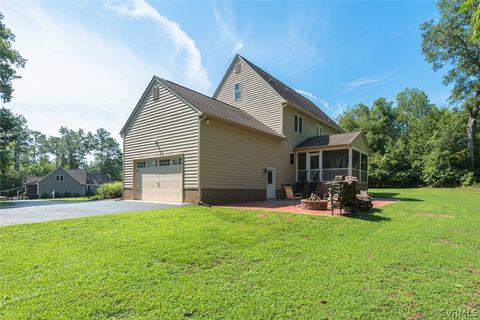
[294,131,362,150]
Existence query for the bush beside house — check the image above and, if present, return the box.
[92,182,123,199]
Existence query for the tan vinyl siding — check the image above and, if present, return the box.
[283,104,342,148]
[199,105,344,191]
[123,82,199,189]
[200,120,294,190]
[351,135,369,154]
[214,58,284,134]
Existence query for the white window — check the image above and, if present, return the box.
[172,158,182,166]
[316,124,324,136]
[147,160,156,167]
[136,161,146,169]
[158,159,170,166]
[234,83,241,101]
[294,114,303,133]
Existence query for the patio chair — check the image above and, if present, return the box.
[284,185,302,207]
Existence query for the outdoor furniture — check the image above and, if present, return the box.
[284,185,302,206]
[327,176,360,215]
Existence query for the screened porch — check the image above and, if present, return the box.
[296,148,368,184]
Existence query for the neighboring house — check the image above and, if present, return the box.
[25,167,111,198]
[121,55,369,204]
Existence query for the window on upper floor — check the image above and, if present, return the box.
[56,175,64,181]
[234,63,241,74]
[294,114,303,133]
[316,124,324,136]
[234,83,241,101]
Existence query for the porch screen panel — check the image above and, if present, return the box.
[322,150,349,181]
[298,152,307,182]
[361,153,368,182]
[322,150,348,168]
[352,150,360,179]
[310,154,320,181]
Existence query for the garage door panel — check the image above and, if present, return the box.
[134,157,183,202]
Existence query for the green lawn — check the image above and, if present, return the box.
[1,188,479,319]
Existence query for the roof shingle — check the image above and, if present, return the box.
[238,55,344,132]
[86,173,111,185]
[156,77,284,138]
[295,132,362,149]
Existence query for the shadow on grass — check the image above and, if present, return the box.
[344,208,391,222]
[369,192,423,202]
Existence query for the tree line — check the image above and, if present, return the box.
[338,88,478,187]
[0,107,122,193]
[337,0,480,187]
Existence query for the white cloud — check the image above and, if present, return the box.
[0,0,212,142]
[284,9,326,76]
[318,98,331,110]
[0,2,153,140]
[295,89,317,100]
[343,71,395,93]
[107,0,211,92]
[211,3,244,54]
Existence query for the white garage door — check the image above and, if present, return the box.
[134,157,183,202]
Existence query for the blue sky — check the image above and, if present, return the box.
[1,1,447,140]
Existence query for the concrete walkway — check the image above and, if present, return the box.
[0,199,185,227]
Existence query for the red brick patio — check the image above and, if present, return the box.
[220,198,397,216]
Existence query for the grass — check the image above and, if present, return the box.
[0,188,479,319]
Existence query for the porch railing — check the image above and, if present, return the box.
[298,168,349,182]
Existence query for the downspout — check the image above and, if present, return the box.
[197,113,205,204]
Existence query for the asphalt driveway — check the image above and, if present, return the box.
[0,200,185,227]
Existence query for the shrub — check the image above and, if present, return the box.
[460,172,476,187]
[63,192,72,198]
[73,193,80,198]
[40,193,50,199]
[93,182,122,199]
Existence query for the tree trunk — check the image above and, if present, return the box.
[467,106,479,169]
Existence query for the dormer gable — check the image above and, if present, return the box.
[214,55,284,134]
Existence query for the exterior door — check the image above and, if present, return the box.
[266,167,276,200]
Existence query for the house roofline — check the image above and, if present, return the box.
[35,166,83,186]
[282,101,344,133]
[203,113,286,141]
[120,77,202,137]
[212,54,241,99]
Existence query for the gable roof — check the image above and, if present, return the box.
[26,176,42,184]
[214,55,343,132]
[34,167,84,186]
[65,169,87,185]
[26,168,111,186]
[121,76,284,139]
[86,173,111,185]
[294,131,364,150]
[157,77,283,138]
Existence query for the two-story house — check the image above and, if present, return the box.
[121,55,369,204]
